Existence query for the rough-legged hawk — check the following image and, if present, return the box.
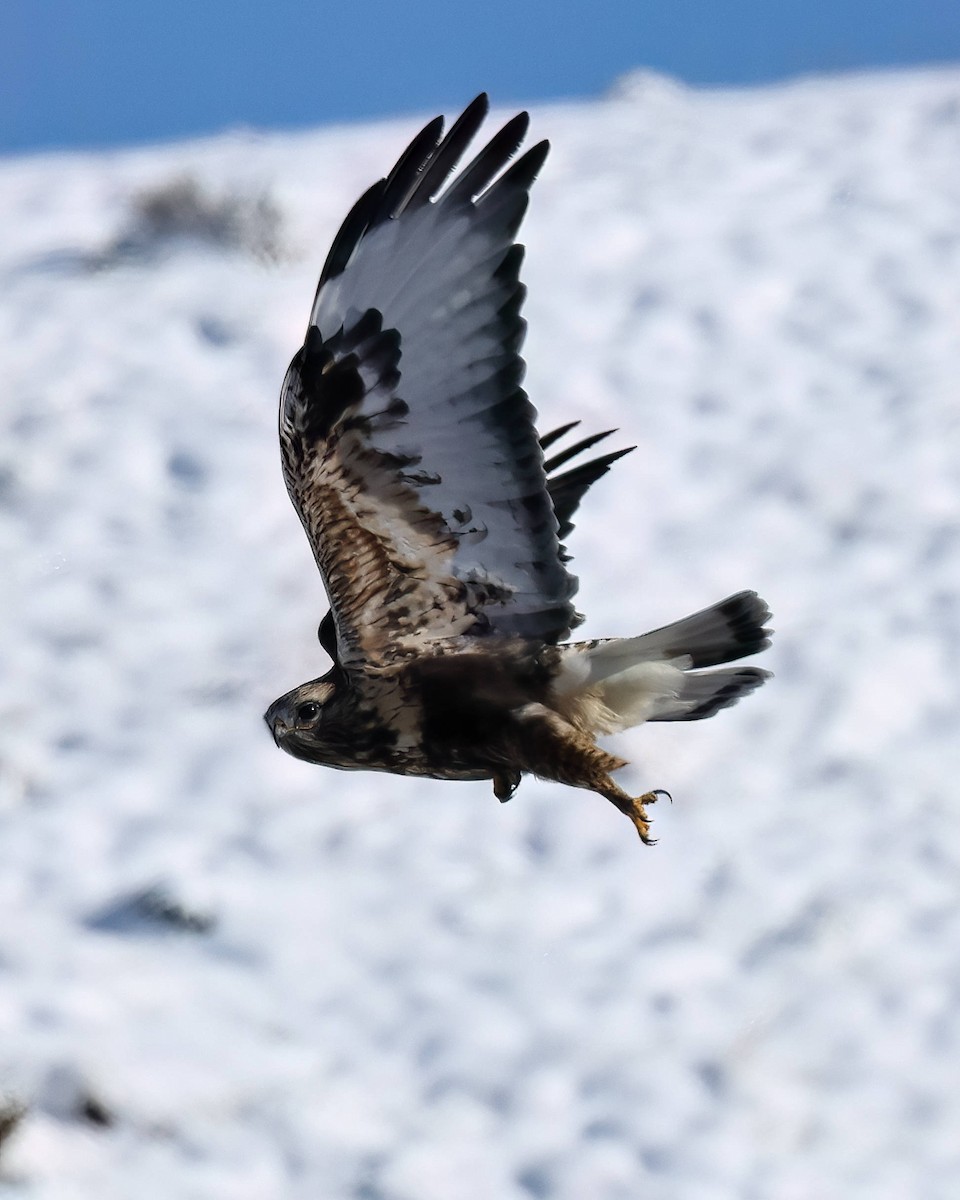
[265,95,772,842]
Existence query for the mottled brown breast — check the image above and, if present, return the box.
[406,643,559,775]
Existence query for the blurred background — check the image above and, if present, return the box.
[3,0,960,154]
[2,4,960,1199]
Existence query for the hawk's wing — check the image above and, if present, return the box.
[540,423,634,543]
[315,423,635,662]
[280,95,582,670]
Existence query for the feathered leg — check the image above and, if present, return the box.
[512,704,666,843]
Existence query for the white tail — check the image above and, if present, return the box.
[552,591,772,735]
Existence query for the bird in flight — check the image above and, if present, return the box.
[265,94,772,843]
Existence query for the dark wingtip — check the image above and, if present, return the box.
[444,109,534,206]
[544,428,622,473]
[498,139,550,193]
[467,91,490,115]
[539,421,581,451]
[542,425,635,542]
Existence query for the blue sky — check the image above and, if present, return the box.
[3,0,959,154]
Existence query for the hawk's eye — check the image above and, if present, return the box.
[296,702,321,723]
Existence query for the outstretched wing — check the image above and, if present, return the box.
[315,423,635,661]
[280,95,580,670]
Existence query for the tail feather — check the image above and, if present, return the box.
[586,591,772,678]
[554,592,773,734]
[647,665,771,722]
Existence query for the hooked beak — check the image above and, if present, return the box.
[265,712,290,748]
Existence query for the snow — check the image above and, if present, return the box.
[2,66,960,1198]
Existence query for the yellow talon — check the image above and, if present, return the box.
[627,790,672,844]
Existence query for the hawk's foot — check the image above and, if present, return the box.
[626,790,671,845]
[493,771,521,803]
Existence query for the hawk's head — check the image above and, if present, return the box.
[264,676,341,765]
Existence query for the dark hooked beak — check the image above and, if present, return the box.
[265,712,290,748]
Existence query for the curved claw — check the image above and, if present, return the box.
[644,788,673,805]
[627,804,657,845]
[629,790,674,844]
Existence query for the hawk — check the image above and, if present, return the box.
[265,95,772,843]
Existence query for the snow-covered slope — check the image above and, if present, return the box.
[1,67,959,1199]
